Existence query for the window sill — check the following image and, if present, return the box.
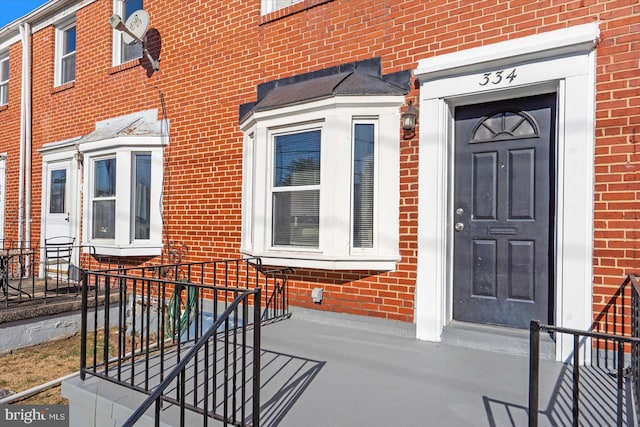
[84,243,162,257]
[51,81,75,94]
[0,104,7,112]
[260,0,334,25]
[242,250,399,271]
[109,59,140,75]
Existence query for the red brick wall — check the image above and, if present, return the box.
[0,0,638,324]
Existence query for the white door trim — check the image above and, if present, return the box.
[40,139,82,274]
[414,23,599,361]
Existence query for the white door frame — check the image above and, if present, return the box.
[40,139,82,274]
[414,23,599,361]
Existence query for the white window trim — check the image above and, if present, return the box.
[54,18,76,86]
[261,0,304,15]
[350,118,378,254]
[414,23,599,362]
[80,135,163,256]
[112,0,142,66]
[269,123,322,250]
[241,95,403,270]
[0,53,9,106]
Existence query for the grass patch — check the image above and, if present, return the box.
[0,334,82,405]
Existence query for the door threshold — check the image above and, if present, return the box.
[441,320,555,359]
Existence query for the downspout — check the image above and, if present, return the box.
[18,23,32,248]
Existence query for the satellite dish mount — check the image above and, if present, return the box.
[109,10,159,71]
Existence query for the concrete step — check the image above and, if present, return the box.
[441,320,556,359]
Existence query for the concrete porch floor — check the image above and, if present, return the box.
[63,314,635,426]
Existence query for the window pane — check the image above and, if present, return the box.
[50,169,66,214]
[64,26,76,54]
[134,154,151,239]
[93,200,115,239]
[121,0,143,63]
[353,124,374,248]
[0,58,8,81]
[0,84,6,105]
[0,57,8,105]
[273,190,319,247]
[61,54,75,84]
[274,130,320,187]
[94,158,116,197]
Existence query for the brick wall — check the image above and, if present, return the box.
[0,0,638,324]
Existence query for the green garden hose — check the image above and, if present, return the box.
[165,283,197,338]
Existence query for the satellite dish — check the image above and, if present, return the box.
[123,10,149,45]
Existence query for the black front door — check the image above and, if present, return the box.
[452,93,556,329]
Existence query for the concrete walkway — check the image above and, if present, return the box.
[256,318,633,426]
[63,316,635,426]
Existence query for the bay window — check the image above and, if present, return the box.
[241,95,403,270]
[80,110,164,256]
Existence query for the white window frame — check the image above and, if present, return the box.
[91,156,117,240]
[261,0,304,15]
[112,0,143,66]
[54,18,76,86]
[0,53,9,106]
[241,95,403,270]
[81,136,163,256]
[350,118,378,253]
[269,123,322,250]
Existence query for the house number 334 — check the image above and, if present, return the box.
[478,69,517,86]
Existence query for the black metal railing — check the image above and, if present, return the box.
[630,274,640,423]
[122,288,261,426]
[0,242,104,309]
[80,257,291,425]
[529,274,640,426]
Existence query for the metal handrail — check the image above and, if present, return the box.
[122,288,261,426]
[529,273,640,427]
[80,257,291,425]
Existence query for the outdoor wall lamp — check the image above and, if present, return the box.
[402,101,418,139]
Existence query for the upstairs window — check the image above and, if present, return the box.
[261,0,304,14]
[113,0,143,65]
[0,54,8,106]
[55,20,76,86]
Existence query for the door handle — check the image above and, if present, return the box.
[455,222,464,231]
[65,212,70,222]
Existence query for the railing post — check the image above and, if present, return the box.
[253,288,261,426]
[616,340,624,427]
[572,335,580,427]
[80,270,88,380]
[529,320,540,427]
